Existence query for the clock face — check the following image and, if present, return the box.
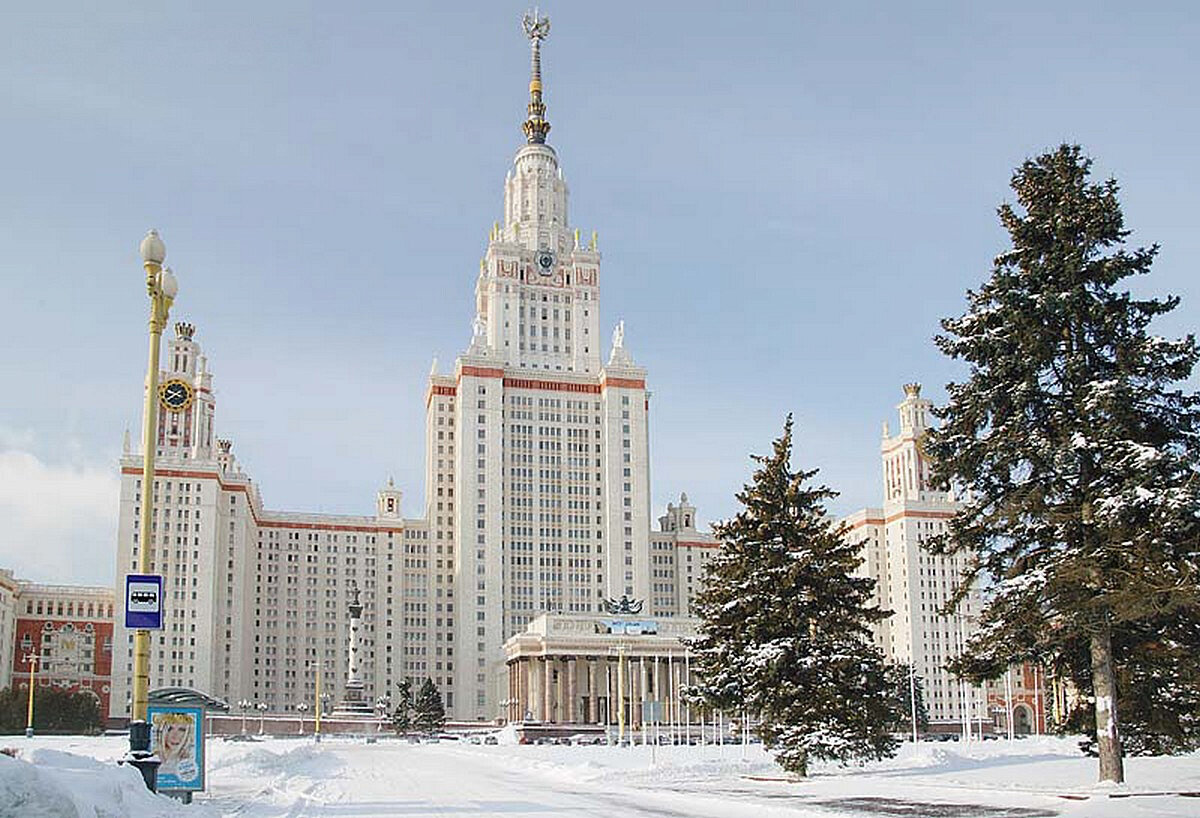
[535,250,556,275]
[159,379,195,412]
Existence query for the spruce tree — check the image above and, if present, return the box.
[926,144,1200,783]
[412,678,446,734]
[886,664,929,736]
[392,678,414,734]
[687,417,900,776]
[1058,609,1200,756]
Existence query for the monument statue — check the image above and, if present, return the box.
[602,595,644,615]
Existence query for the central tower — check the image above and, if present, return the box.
[476,11,602,375]
[429,12,653,719]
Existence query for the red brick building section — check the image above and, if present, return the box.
[11,583,115,720]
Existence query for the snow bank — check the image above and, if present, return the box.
[208,739,344,780]
[0,747,216,817]
[494,723,520,745]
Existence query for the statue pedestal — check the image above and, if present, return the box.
[331,680,374,718]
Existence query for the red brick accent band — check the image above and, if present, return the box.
[426,384,457,407]
[601,376,646,390]
[119,466,404,534]
[843,516,885,531]
[843,509,956,531]
[459,365,505,379]
[504,377,601,394]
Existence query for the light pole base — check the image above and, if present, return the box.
[314,733,322,743]
[24,727,33,739]
[122,720,161,792]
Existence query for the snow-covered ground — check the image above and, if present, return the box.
[1,733,1197,817]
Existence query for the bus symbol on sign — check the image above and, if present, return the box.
[125,574,164,630]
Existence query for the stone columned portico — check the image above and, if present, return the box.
[503,612,699,731]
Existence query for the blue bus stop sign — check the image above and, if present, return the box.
[125,574,164,630]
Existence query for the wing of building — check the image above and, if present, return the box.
[109,17,719,724]
[0,570,116,716]
[842,384,1048,735]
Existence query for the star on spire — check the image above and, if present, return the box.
[521,9,552,144]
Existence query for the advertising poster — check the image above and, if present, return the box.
[147,704,205,791]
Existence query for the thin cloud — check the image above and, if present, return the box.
[0,446,118,586]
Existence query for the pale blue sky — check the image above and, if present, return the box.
[2,2,1197,584]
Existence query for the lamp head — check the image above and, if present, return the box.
[140,229,166,265]
[160,266,179,299]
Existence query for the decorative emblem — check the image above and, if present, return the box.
[159,379,195,412]
[535,249,556,275]
[602,595,644,615]
[522,9,550,42]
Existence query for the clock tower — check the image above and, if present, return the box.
[156,322,216,461]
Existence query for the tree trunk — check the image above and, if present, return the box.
[1090,624,1125,784]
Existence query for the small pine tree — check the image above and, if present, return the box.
[412,678,446,734]
[927,144,1200,783]
[392,678,414,734]
[687,417,901,776]
[886,664,929,736]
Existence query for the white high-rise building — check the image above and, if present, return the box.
[110,14,715,723]
[443,15,656,717]
[843,383,984,729]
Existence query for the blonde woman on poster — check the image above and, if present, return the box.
[153,711,198,783]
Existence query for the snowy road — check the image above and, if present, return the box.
[192,737,1195,818]
[207,741,687,817]
[205,740,779,818]
[6,735,1199,817]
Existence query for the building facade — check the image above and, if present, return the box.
[843,384,1046,734]
[109,17,715,723]
[648,495,720,618]
[503,611,700,732]
[1,574,115,715]
[0,570,19,692]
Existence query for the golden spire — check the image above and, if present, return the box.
[521,9,552,144]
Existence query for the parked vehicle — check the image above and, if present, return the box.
[568,734,604,745]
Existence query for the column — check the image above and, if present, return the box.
[558,658,568,724]
[511,659,518,721]
[543,656,553,723]
[521,657,532,721]
[639,656,649,731]
[530,657,539,722]
[654,656,663,725]
[566,657,578,724]
[604,658,613,725]
[587,658,597,723]
[513,661,521,722]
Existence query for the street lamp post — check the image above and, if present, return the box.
[608,645,628,746]
[23,653,39,738]
[238,699,252,735]
[319,692,332,741]
[307,660,328,743]
[296,702,308,735]
[909,662,919,743]
[126,229,177,792]
[375,695,390,733]
[257,702,269,735]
